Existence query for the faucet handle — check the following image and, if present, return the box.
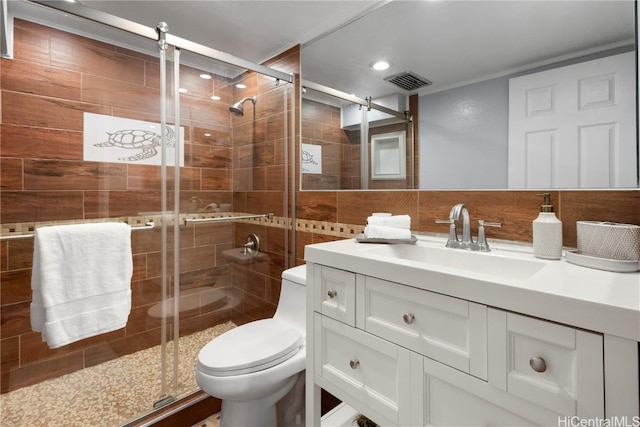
[478,220,502,228]
[476,220,502,252]
[435,218,459,247]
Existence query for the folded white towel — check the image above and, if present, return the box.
[364,224,412,240]
[30,222,133,349]
[367,214,411,229]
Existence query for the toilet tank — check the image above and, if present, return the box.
[273,264,307,336]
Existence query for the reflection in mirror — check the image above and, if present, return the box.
[301,86,414,190]
[301,0,637,190]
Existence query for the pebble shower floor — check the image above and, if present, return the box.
[0,322,235,427]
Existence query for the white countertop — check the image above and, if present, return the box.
[304,235,640,341]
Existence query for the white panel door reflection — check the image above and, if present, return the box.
[508,52,635,188]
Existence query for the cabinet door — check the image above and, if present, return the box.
[358,276,487,379]
[422,357,559,426]
[488,309,604,418]
[314,313,411,426]
[313,265,356,325]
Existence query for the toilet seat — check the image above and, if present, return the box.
[197,318,303,377]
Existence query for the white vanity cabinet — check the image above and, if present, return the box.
[306,261,630,427]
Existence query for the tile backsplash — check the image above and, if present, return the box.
[294,190,639,264]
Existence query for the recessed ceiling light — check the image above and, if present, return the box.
[370,60,390,71]
[204,133,211,137]
[199,73,212,80]
[235,83,246,89]
[211,95,221,101]
[179,88,188,93]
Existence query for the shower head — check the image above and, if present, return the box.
[229,96,257,117]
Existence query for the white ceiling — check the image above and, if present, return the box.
[79,0,387,67]
[9,0,636,100]
[303,0,635,99]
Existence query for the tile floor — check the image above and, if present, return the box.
[0,322,235,427]
[191,413,220,427]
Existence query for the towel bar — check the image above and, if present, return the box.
[184,213,274,226]
[0,221,155,241]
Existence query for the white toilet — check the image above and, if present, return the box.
[195,264,307,427]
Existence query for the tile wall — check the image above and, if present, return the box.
[294,190,639,264]
[0,19,293,393]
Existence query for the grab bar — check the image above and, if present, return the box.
[184,213,274,226]
[0,221,156,241]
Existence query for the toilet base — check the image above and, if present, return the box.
[219,374,301,427]
[220,399,277,427]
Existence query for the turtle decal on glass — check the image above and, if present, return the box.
[94,126,176,162]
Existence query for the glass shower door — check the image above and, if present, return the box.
[160,44,296,403]
[0,5,187,426]
[1,2,296,425]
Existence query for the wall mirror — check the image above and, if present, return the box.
[300,0,638,191]
[301,83,414,190]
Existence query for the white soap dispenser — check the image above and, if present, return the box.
[533,193,563,259]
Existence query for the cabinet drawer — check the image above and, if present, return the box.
[357,276,487,379]
[313,265,355,325]
[488,309,604,418]
[422,357,559,426]
[314,313,411,426]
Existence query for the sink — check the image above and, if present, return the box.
[359,243,546,282]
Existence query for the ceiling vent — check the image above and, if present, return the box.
[384,71,432,92]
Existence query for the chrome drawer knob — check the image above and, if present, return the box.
[327,289,337,299]
[529,357,547,373]
[349,359,360,369]
[403,313,415,324]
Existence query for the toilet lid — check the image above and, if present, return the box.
[197,318,303,377]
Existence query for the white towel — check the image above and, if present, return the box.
[30,222,133,349]
[367,214,411,229]
[364,224,412,240]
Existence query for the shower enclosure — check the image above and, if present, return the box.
[0,1,296,425]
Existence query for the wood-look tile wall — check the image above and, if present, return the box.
[294,190,640,264]
[0,20,293,394]
[300,99,350,189]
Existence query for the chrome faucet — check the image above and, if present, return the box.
[448,203,472,247]
[437,203,502,251]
